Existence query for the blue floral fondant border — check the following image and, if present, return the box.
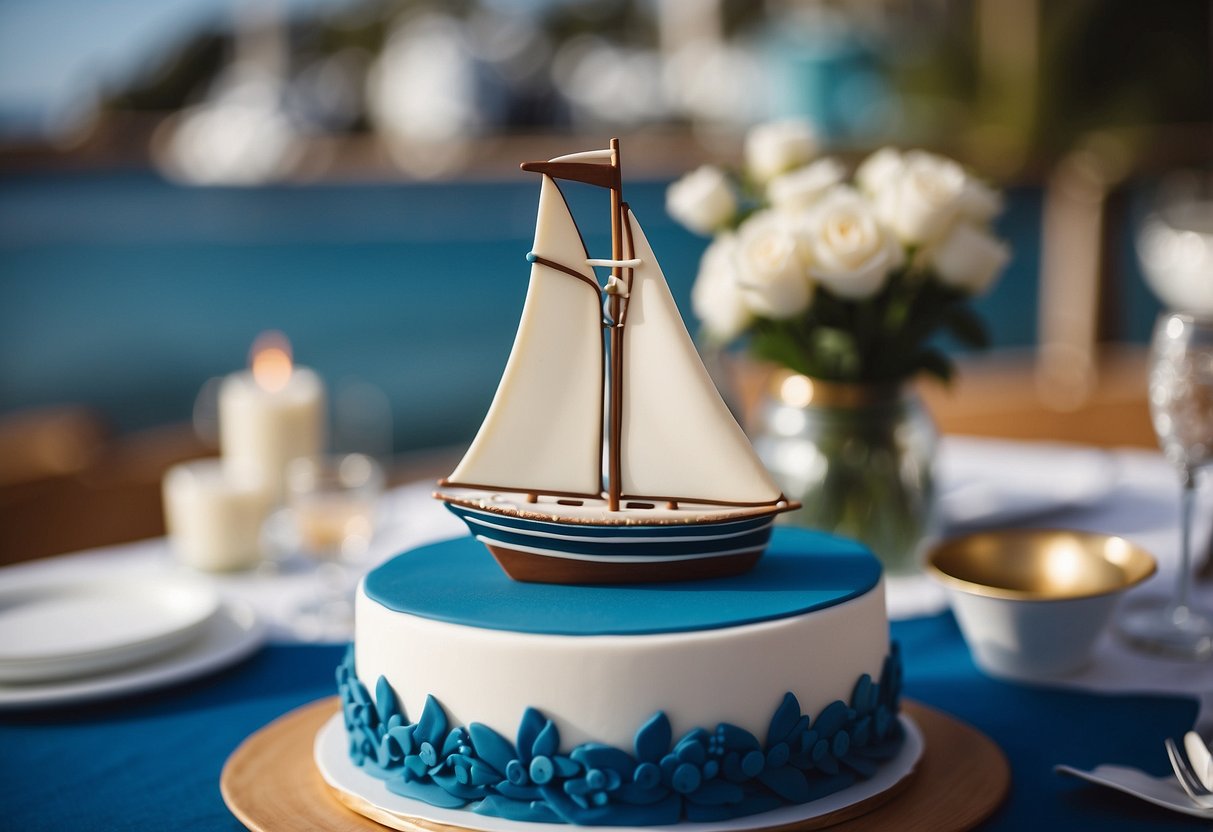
[336,644,903,825]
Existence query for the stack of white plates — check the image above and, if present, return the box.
[0,576,264,708]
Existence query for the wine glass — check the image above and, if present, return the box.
[273,453,385,639]
[1118,312,1213,659]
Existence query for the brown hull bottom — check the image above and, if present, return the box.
[486,545,764,585]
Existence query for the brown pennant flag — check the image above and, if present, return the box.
[519,160,618,191]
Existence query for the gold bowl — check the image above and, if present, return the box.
[926,530,1157,679]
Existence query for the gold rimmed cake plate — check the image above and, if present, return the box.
[221,698,1009,832]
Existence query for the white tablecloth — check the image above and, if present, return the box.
[4,437,1212,724]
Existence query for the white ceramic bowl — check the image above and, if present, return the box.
[926,530,1156,681]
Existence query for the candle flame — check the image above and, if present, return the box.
[250,331,293,393]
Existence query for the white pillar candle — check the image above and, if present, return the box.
[219,337,325,502]
[162,459,272,572]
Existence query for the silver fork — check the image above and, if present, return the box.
[1166,736,1213,809]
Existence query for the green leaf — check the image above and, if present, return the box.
[749,325,812,377]
[810,327,859,380]
[941,305,991,349]
[914,349,955,383]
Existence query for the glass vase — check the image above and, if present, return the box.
[753,373,939,575]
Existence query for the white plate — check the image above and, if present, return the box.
[938,439,1115,530]
[314,711,923,832]
[0,576,220,682]
[0,600,265,709]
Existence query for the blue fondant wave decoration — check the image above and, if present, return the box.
[336,645,904,825]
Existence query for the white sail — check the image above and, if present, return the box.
[619,209,783,505]
[448,176,604,496]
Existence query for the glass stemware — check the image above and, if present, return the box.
[278,453,385,639]
[1118,312,1213,659]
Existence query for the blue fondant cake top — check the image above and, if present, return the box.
[363,527,881,636]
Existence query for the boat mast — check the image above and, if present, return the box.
[517,140,627,511]
[606,138,624,512]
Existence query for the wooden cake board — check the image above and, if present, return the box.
[221,698,1009,832]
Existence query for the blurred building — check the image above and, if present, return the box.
[0,1,1204,180]
[0,0,1209,559]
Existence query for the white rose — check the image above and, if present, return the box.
[691,234,751,342]
[1138,217,1213,316]
[767,158,847,214]
[744,119,819,184]
[855,147,903,195]
[793,185,902,300]
[873,150,967,244]
[665,165,737,236]
[928,222,1010,294]
[957,177,1003,222]
[733,210,813,319]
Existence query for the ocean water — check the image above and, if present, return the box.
[0,170,1131,451]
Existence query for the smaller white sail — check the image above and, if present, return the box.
[619,208,783,505]
[448,176,604,496]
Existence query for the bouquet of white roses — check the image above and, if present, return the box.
[667,120,1010,384]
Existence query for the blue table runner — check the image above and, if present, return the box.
[0,616,1202,830]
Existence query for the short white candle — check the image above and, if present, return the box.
[219,333,325,501]
[162,459,271,572]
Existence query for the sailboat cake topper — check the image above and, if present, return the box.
[435,139,798,584]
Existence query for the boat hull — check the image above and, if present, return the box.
[444,503,776,585]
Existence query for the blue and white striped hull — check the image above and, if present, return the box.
[443,502,776,584]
